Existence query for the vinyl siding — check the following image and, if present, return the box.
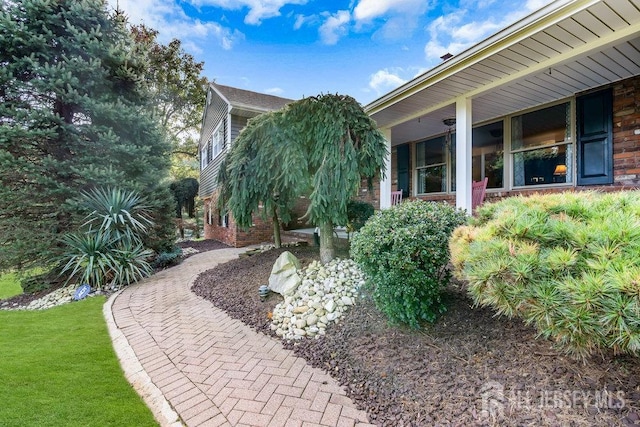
[199,91,228,198]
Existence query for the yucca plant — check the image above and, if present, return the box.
[450,191,640,360]
[82,187,152,245]
[58,188,155,290]
[59,230,117,288]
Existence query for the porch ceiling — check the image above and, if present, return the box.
[367,0,640,146]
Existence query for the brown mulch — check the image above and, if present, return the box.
[192,245,640,427]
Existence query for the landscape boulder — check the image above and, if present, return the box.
[268,251,301,296]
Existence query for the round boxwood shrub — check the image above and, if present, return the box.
[450,191,640,360]
[351,200,467,328]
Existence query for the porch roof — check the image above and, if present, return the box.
[366,0,640,146]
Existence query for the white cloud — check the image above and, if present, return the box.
[368,68,407,96]
[353,0,423,22]
[190,0,308,25]
[109,0,243,50]
[265,87,284,95]
[318,10,351,45]
[352,0,432,41]
[422,0,553,63]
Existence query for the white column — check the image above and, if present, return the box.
[379,127,392,210]
[455,97,472,214]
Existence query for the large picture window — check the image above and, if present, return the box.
[416,136,447,194]
[511,102,572,187]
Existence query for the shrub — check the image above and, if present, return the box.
[346,200,375,235]
[58,188,154,290]
[351,200,467,327]
[152,246,183,269]
[450,191,640,359]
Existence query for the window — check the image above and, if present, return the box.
[416,136,449,194]
[511,102,572,187]
[472,121,504,189]
[201,141,209,169]
[218,212,229,228]
[212,123,225,158]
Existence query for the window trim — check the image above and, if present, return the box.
[509,99,575,190]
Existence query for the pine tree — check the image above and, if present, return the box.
[0,0,172,272]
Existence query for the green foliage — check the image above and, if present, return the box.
[131,25,207,180]
[169,178,199,218]
[351,200,467,328]
[0,0,172,274]
[152,246,183,269]
[221,94,388,262]
[346,200,375,234]
[59,188,153,289]
[450,191,640,359]
[0,298,157,426]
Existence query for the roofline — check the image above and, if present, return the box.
[365,0,599,116]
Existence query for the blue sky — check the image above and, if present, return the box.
[109,0,553,106]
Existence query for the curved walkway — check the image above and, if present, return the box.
[104,248,374,427]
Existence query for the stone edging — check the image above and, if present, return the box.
[103,291,184,427]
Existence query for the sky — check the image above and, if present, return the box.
[108,0,554,106]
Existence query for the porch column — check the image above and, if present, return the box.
[455,97,472,214]
[380,127,392,209]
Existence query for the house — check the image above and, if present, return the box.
[198,83,294,246]
[367,0,640,213]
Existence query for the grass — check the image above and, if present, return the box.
[0,272,23,300]
[0,297,158,426]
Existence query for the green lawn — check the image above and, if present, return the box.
[0,272,23,300]
[0,297,158,426]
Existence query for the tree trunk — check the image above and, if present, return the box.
[319,221,335,264]
[272,206,281,248]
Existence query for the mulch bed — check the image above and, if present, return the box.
[192,245,640,427]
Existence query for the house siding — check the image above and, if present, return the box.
[199,91,228,198]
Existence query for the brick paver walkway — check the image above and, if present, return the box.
[105,248,374,427]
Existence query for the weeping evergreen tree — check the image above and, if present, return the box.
[221,94,387,262]
[0,0,173,273]
[219,111,301,248]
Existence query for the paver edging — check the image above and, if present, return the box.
[103,290,184,427]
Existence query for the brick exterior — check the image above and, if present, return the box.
[391,75,640,206]
[613,76,640,186]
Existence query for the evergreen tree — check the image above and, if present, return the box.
[222,94,387,262]
[0,0,173,272]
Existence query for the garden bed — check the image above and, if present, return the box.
[193,246,640,427]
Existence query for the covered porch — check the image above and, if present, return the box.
[368,0,640,213]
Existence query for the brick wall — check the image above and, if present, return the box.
[355,176,381,208]
[613,76,640,186]
[203,196,276,247]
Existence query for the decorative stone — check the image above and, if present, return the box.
[324,300,336,313]
[306,314,318,326]
[268,251,302,296]
[341,296,353,306]
[293,305,308,314]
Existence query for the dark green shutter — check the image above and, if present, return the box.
[396,144,410,196]
[576,88,613,185]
